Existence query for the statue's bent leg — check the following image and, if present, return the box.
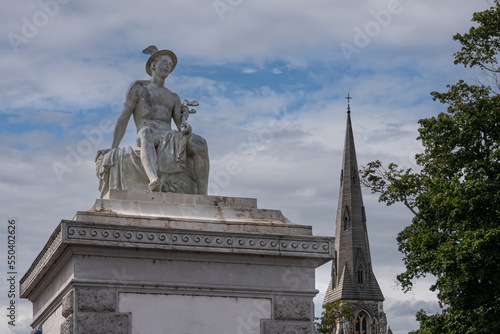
[187,134,209,195]
[137,127,160,190]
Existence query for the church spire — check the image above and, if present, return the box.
[324,97,384,304]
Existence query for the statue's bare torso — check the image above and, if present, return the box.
[128,80,182,144]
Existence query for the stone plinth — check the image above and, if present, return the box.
[21,190,334,334]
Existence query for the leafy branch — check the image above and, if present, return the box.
[360,160,422,218]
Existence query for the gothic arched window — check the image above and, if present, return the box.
[344,207,350,231]
[357,266,364,285]
[355,312,369,334]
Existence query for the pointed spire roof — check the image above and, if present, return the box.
[324,96,384,305]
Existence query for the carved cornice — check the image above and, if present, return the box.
[20,226,65,298]
[63,221,333,257]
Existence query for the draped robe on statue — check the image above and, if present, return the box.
[96,130,197,198]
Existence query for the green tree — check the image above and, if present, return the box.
[361,2,500,333]
[315,301,354,334]
[453,0,500,89]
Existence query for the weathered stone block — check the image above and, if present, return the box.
[76,288,116,312]
[262,320,313,334]
[62,289,74,318]
[75,313,129,334]
[274,296,312,321]
[60,314,73,334]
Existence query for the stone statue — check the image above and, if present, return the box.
[95,46,209,197]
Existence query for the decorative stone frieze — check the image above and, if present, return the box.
[20,228,63,298]
[63,221,332,257]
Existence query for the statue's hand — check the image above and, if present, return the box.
[95,148,111,162]
[181,122,192,135]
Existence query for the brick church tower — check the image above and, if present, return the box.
[323,98,389,334]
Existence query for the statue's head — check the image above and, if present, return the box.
[142,45,177,77]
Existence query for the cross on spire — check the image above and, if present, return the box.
[346,94,352,114]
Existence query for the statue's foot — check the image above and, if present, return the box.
[148,177,161,191]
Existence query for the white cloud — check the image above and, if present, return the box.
[242,67,257,74]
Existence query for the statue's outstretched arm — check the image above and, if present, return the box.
[111,82,140,149]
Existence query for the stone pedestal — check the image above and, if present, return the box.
[21,190,334,334]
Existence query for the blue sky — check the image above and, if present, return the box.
[0,0,492,333]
